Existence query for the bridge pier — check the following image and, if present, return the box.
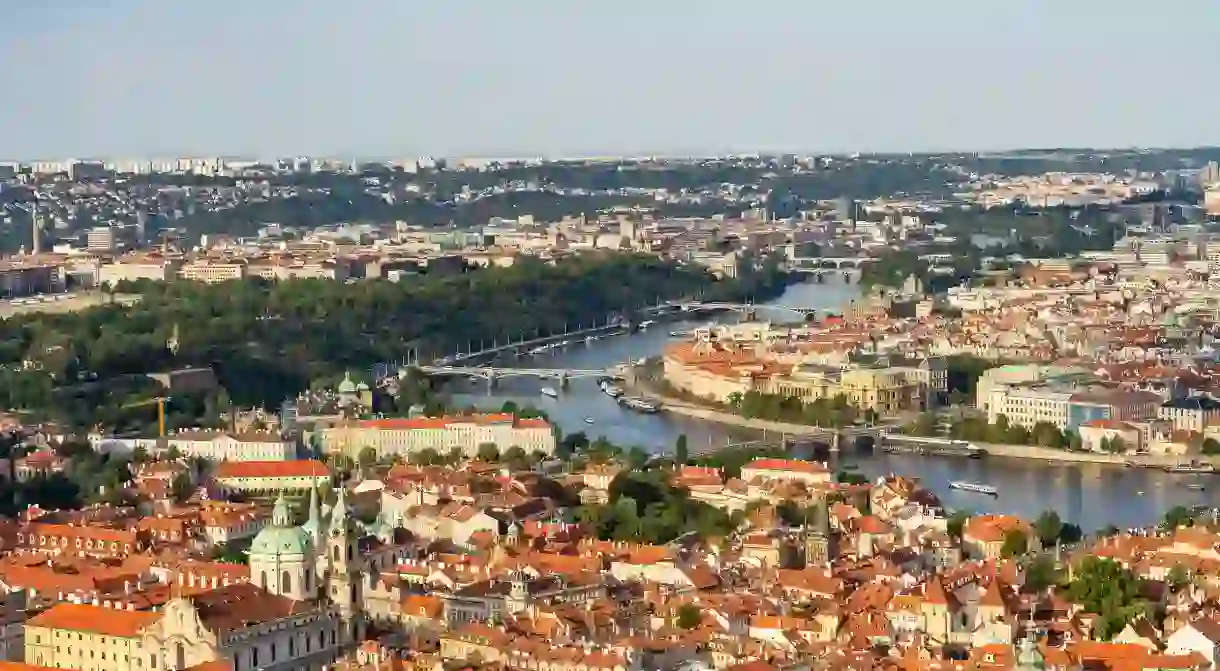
[486,372,499,391]
[829,432,842,453]
[558,372,569,390]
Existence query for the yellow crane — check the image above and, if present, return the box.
[121,396,169,437]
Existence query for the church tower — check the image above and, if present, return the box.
[327,485,366,642]
[805,498,837,567]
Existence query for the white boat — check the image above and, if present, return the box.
[949,481,998,496]
[600,383,624,398]
[639,320,655,331]
[584,417,595,425]
[619,396,662,413]
[1166,461,1215,474]
[540,387,559,398]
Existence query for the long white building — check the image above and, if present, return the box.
[92,430,297,462]
[319,414,556,459]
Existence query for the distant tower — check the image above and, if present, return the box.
[167,323,180,356]
[30,199,41,256]
[804,499,836,567]
[135,210,148,246]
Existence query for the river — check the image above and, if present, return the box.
[449,278,1218,532]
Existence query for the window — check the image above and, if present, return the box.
[281,571,291,594]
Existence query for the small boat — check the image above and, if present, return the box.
[540,387,559,398]
[1137,491,1146,496]
[619,397,662,413]
[1166,461,1215,474]
[639,320,655,331]
[1186,483,1206,491]
[584,417,595,425]
[949,481,998,496]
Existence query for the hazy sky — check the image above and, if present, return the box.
[3,1,1218,159]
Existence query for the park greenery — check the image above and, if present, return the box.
[1067,557,1147,640]
[727,391,877,428]
[856,203,1129,291]
[0,253,790,433]
[575,469,738,545]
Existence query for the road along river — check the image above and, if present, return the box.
[448,278,1217,532]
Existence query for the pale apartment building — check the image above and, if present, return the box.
[319,414,556,460]
[105,430,297,462]
[984,384,1074,430]
[1158,397,1220,434]
[98,255,183,286]
[246,256,349,281]
[179,259,247,283]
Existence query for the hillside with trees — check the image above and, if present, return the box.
[0,253,777,430]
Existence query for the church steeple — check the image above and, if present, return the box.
[333,484,351,525]
[309,485,321,526]
[303,484,324,542]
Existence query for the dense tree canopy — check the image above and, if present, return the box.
[0,253,773,430]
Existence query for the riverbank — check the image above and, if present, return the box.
[635,383,1220,469]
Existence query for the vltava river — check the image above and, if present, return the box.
[451,279,1216,532]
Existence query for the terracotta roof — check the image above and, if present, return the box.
[27,603,160,636]
[354,414,550,430]
[0,663,60,671]
[743,458,828,475]
[188,582,315,633]
[213,460,330,479]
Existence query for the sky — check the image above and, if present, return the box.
[2,0,1219,159]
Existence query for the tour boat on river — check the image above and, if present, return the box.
[949,481,998,496]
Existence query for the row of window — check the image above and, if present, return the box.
[20,535,133,553]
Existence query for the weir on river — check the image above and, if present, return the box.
[445,278,1216,532]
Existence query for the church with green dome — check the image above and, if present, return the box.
[247,484,372,643]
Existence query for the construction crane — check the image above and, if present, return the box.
[121,396,169,437]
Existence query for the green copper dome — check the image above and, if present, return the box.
[249,494,311,557]
[337,371,358,395]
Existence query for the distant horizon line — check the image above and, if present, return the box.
[5,144,1220,165]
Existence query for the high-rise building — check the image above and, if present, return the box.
[29,200,41,255]
[135,209,148,245]
[1200,161,1220,188]
[836,195,859,222]
[86,226,116,252]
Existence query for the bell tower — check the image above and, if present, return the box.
[327,485,365,643]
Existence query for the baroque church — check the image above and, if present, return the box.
[248,484,378,643]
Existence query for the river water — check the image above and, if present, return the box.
[450,278,1217,531]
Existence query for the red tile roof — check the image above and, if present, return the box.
[743,458,828,474]
[213,460,330,479]
[27,603,160,636]
[354,413,550,430]
[0,663,60,671]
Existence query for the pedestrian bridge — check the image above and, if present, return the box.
[416,365,614,381]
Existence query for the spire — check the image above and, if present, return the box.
[333,484,351,525]
[272,493,292,527]
[30,199,41,256]
[308,485,321,529]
